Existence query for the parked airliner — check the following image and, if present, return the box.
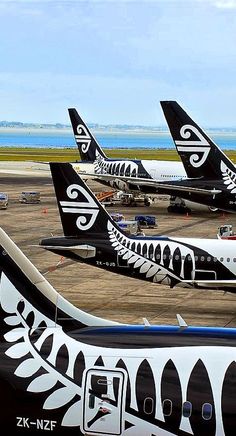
[40,162,236,290]
[156,101,236,213]
[2,226,236,434]
[68,108,186,192]
[69,107,233,212]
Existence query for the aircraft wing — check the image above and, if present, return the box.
[131,181,222,196]
[80,172,222,196]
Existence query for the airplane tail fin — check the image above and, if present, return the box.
[49,162,120,238]
[0,227,118,331]
[68,108,107,161]
[160,101,236,181]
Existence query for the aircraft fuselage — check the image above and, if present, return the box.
[2,323,236,435]
[40,230,236,289]
[72,161,236,213]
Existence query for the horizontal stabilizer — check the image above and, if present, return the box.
[41,244,96,259]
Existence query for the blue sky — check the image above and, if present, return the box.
[1,0,236,126]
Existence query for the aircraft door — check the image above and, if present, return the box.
[193,269,217,280]
[83,369,125,435]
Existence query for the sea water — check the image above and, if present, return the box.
[0,129,236,150]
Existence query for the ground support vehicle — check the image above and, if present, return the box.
[135,215,157,228]
[167,196,191,214]
[0,193,8,209]
[19,191,41,204]
[217,224,236,240]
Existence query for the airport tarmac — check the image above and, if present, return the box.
[1,161,236,328]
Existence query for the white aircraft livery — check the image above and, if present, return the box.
[68,107,186,192]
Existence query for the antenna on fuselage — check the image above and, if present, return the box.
[143,317,151,326]
[176,313,188,329]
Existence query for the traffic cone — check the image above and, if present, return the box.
[56,256,64,267]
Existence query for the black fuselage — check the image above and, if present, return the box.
[40,232,236,289]
[1,324,236,435]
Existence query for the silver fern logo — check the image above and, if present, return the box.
[95,150,138,176]
[75,124,91,154]
[60,184,99,231]
[107,221,195,285]
[175,124,210,168]
[221,161,236,193]
[2,273,81,427]
[3,271,235,435]
[2,277,130,432]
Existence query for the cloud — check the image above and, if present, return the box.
[211,0,236,8]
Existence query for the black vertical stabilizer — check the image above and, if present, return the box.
[50,162,120,237]
[68,108,107,161]
[160,101,236,180]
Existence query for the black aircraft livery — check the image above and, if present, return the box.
[68,105,236,213]
[158,101,236,212]
[40,162,236,290]
[2,226,236,434]
[68,107,186,192]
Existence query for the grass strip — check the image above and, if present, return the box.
[0,147,236,162]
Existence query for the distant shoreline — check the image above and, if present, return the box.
[1,126,236,136]
[0,145,236,151]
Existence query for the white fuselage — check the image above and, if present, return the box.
[72,160,186,182]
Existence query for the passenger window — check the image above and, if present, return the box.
[182,401,192,418]
[227,258,230,262]
[202,403,212,420]
[220,257,224,262]
[163,399,172,416]
[163,254,166,260]
[195,255,198,261]
[143,397,154,415]
[213,257,217,262]
[201,256,205,261]
[175,255,180,260]
[234,258,236,262]
[207,256,211,262]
